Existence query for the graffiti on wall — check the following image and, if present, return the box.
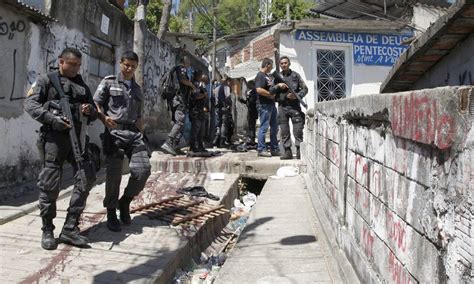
[0,10,90,119]
[143,35,173,114]
[361,225,375,259]
[0,49,23,101]
[0,10,30,117]
[391,93,456,150]
[0,16,27,101]
[443,69,473,86]
[41,30,90,74]
[388,251,414,284]
[0,17,25,40]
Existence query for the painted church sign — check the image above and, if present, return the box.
[295,29,412,66]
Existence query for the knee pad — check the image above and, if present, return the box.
[130,166,151,181]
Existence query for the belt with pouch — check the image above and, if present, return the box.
[115,122,139,132]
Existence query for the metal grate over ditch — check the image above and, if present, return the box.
[130,195,230,226]
[172,177,265,283]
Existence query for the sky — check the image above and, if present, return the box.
[125,0,181,15]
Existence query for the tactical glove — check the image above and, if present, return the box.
[51,116,71,131]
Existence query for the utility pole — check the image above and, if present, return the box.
[134,0,147,87]
[188,10,193,33]
[211,2,217,81]
[286,3,290,21]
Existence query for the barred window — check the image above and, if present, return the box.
[316,49,346,102]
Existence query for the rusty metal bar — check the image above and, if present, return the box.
[130,195,184,213]
[171,205,225,226]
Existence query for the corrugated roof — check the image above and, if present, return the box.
[311,0,451,21]
[380,0,474,93]
[1,0,56,24]
[216,22,277,44]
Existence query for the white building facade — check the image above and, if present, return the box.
[277,20,413,109]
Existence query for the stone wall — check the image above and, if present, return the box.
[302,86,473,283]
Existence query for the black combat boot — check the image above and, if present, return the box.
[220,138,230,148]
[106,208,121,232]
[41,218,57,250]
[296,147,301,159]
[59,214,88,247]
[280,148,293,160]
[119,196,133,225]
[212,134,220,147]
[271,150,281,156]
[172,138,186,155]
[161,140,177,156]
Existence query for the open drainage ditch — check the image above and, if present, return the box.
[171,177,266,283]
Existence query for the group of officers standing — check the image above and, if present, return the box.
[24,47,308,250]
[160,55,309,161]
[253,56,308,160]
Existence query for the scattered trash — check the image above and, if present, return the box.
[16,249,31,255]
[276,166,299,177]
[187,150,223,157]
[173,190,259,283]
[177,186,220,201]
[242,192,257,208]
[209,172,225,180]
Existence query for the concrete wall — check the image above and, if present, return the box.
[413,33,474,89]
[0,0,132,192]
[412,4,447,35]
[0,7,40,189]
[218,26,276,80]
[302,86,473,283]
[0,1,205,195]
[142,30,175,146]
[0,7,94,190]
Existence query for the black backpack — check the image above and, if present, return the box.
[218,84,226,107]
[159,66,180,100]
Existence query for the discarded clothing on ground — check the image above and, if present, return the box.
[186,150,222,157]
[230,142,256,153]
[177,186,220,201]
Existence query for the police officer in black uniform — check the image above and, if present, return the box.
[25,47,98,250]
[161,56,197,155]
[277,56,308,160]
[238,80,258,146]
[188,70,209,154]
[213,76,233,147]
[94,51,151,232]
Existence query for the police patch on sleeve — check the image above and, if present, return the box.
[27,81,40,97]
[97,84,106,93]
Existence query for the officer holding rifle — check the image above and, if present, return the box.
[275,56,308,160]
[25,47,98,250]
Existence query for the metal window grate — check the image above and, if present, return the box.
[316,49,346,102]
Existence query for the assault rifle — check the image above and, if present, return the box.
[48,73,88,190]
[271,71,307,109]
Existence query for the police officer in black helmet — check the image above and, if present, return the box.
[277,56,308,160]
[24,47,98,250]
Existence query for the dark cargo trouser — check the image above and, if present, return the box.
[37,131,96,229]
[247,106,258,143]
[219,107,234,143]
[167,95,187,146]
[103,129,151,209]
[278,105,305,149]
[190,110,206,151]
